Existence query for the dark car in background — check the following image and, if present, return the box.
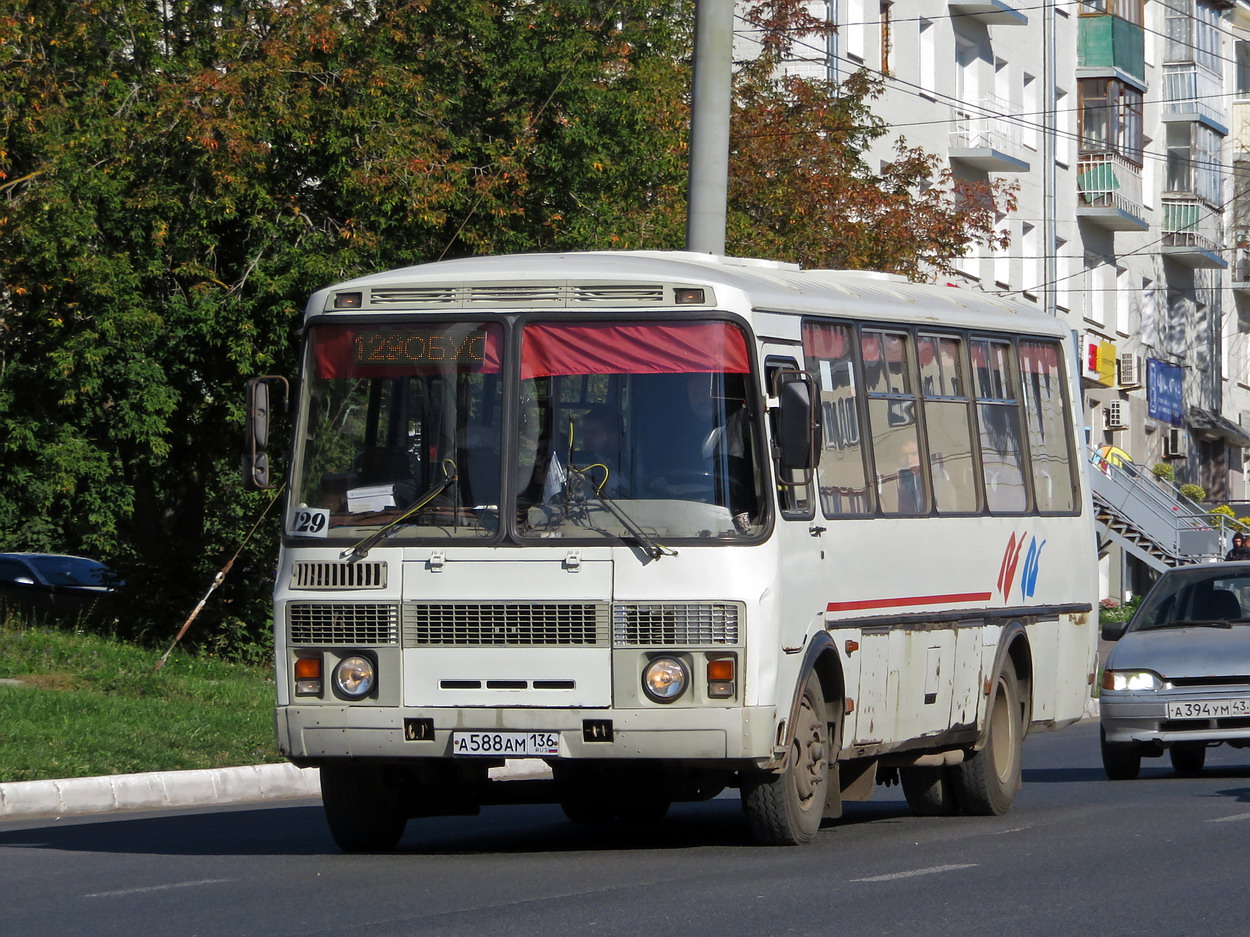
[1100,562,1250,779]
[0,553,123,619]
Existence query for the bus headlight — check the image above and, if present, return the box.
[333,655,377,699]
[642,657,688,703]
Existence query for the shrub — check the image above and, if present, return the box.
[1152,462,1176,482]
[1180,483,1207,503]
[1099,596,1141,624]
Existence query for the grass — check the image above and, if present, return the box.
[0,616,282,783]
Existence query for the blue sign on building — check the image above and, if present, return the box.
[1147,358,1183,425]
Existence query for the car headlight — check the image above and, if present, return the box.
[642,656,689,703]
[333,655,376,699]
[1102,669,1164,692]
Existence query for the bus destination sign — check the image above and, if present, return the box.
[352,328,489,367]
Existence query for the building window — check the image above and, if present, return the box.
[1166,121,1222,205]
[1078,78,1143,165]
[1237,41,1250,98]
[1079,1,1144,26]
[1164,0,1220,72]
[918,18,935,98]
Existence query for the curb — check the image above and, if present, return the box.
[0,758,552,822]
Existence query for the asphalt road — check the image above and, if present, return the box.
[5,720,1250,937]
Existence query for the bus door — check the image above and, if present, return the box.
[764,350,828,662]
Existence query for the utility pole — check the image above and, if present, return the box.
[1043,0,1057,317]
[686,0,733,255]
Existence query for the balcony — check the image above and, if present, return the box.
[947,1,1027,26]
[1076,152,1148,231]
[1161,63,1227,133]
[1077,12,1145,83]
[949,96,1030,172]
[1161,197,1227,269]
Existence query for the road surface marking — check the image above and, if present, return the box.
[851,864,977,883]
[84,878,234,898]
[1209,811,1250,823]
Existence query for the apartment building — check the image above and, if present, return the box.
[750,0,1250,596]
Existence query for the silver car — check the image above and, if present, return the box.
[1100,563,1250,780]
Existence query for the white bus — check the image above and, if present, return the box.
[246,251,1098,850]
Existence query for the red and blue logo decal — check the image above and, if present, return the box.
[998,531,1045,602]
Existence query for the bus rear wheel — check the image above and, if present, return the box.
[320,762,408,853]
[742,674,830,846]
[950,668,1023,816]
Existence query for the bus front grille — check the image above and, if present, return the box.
[613,603,741,646]
[404,603,609,647]
[288,603,399,645]
[290,561,387,590]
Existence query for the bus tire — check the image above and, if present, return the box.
[320,762,408,853]
[950,668,1023,816]
[900,766,959,816]
[742,673,830,846]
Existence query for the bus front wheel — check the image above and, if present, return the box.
[742,674,830,846]
[950,668,1023,816]
[320,762,408,853]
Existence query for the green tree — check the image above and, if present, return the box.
[0,0,692,645]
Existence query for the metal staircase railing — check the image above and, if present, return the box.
[1088,447,1221,571]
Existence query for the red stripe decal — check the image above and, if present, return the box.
[826,592,994,613]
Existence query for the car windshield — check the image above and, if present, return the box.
[290,318,766,545]
[1131,568,1250,631]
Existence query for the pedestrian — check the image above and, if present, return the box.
[1226,534,1250,561]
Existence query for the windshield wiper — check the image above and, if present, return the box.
[566,466,676,560]
[341,460,457,560]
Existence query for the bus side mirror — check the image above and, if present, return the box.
[244,376,288,491]
[775,371,820,473]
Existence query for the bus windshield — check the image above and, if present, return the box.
[515,320,764,541]
[290,318,765,543]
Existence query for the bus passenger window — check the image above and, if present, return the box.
[972,338,1028,513]
[863,329,929,516]
[1020,340,1076,512]
[802,321,871,516]
[918,334,979,514]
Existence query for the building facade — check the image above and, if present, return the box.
[753,0,1250,598]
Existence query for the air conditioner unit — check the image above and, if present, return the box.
[1117,354,1143,388]
[1104,400,1128,431]
[1163,427,1186,458]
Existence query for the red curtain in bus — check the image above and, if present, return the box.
[521,321,750,379]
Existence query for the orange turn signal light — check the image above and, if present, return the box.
[294,657,322,680]
[706,659,735,681]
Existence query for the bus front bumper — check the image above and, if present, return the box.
[277,704,779,764]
